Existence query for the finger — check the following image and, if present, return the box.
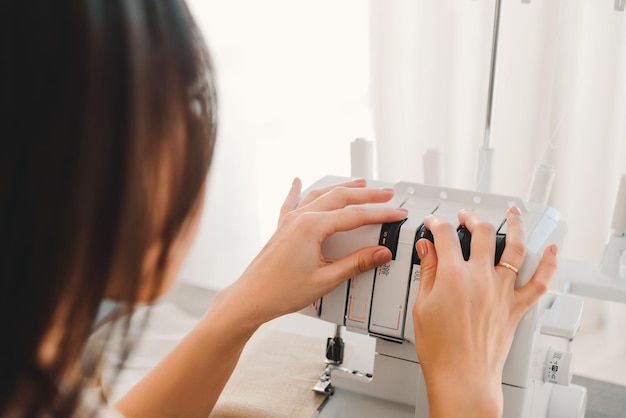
[416,238,438,298]
[496,206,527,279]
[322,246,393,289]
[458,210,496,263]
[514,244,558,314]
[279,178,302,223]
[423,214,464,264]
[299,178,367,207]
[302,186,396,213]
[318,206,409,238]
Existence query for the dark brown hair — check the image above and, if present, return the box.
[0,0,216,415]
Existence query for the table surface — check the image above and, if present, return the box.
[572,375,626,418]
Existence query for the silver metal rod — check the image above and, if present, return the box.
[483,0,503,149]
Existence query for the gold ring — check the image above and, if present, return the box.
[497,261,519,275]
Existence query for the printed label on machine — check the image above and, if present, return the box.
[406,264,421,342]
[369,216,421,341]
[345,272,375,333]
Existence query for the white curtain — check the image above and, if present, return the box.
[370,0,626,331]
[176,0,625,383]
[180,1,625,329]
[180,0,373,290]
[181,1,625,324]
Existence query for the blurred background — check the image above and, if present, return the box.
[180,0,626,383]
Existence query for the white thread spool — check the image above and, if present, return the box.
[422,149,442,186]
[527,164,556,205]
[610,174,626,234]
[602,175,626,340]
[350,138,374,179]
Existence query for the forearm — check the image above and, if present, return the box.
[114,289,259,418]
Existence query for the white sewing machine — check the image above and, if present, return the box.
[301,173,591,418]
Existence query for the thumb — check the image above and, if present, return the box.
[515,244,558,315]
[326,246,393,286]
[416,238,438,298]
[278,177,302,224]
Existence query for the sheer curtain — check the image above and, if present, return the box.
[179,1,625,329]
[370,0,626,332]
[179,0,373,290]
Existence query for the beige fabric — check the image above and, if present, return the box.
[210,328,328,418]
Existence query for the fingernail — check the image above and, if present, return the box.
[417,240,428,258]
[550,244,558,256]
[374,248,392,265]
[381,187,394,192]
[395,208,408,214]
[509,205,522,215]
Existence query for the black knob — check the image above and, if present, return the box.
[457,226,472,261]
[413,224,507,266]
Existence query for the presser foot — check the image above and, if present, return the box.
[313,365,335,396]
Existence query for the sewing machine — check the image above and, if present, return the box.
[301,173,593,418]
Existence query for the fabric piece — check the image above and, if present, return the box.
[210,328,328,418]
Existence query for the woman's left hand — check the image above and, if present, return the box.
[412,207,558,417]
[214,177,408,335]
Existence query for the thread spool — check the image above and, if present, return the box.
[422,149,442,186]
[527,164,556,205]
[610,174,626,234]
[350,138,374,179]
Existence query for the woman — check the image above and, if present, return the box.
[0,1,557,417]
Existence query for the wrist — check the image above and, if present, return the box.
[201,284,264,341]
[423,370,503,418]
